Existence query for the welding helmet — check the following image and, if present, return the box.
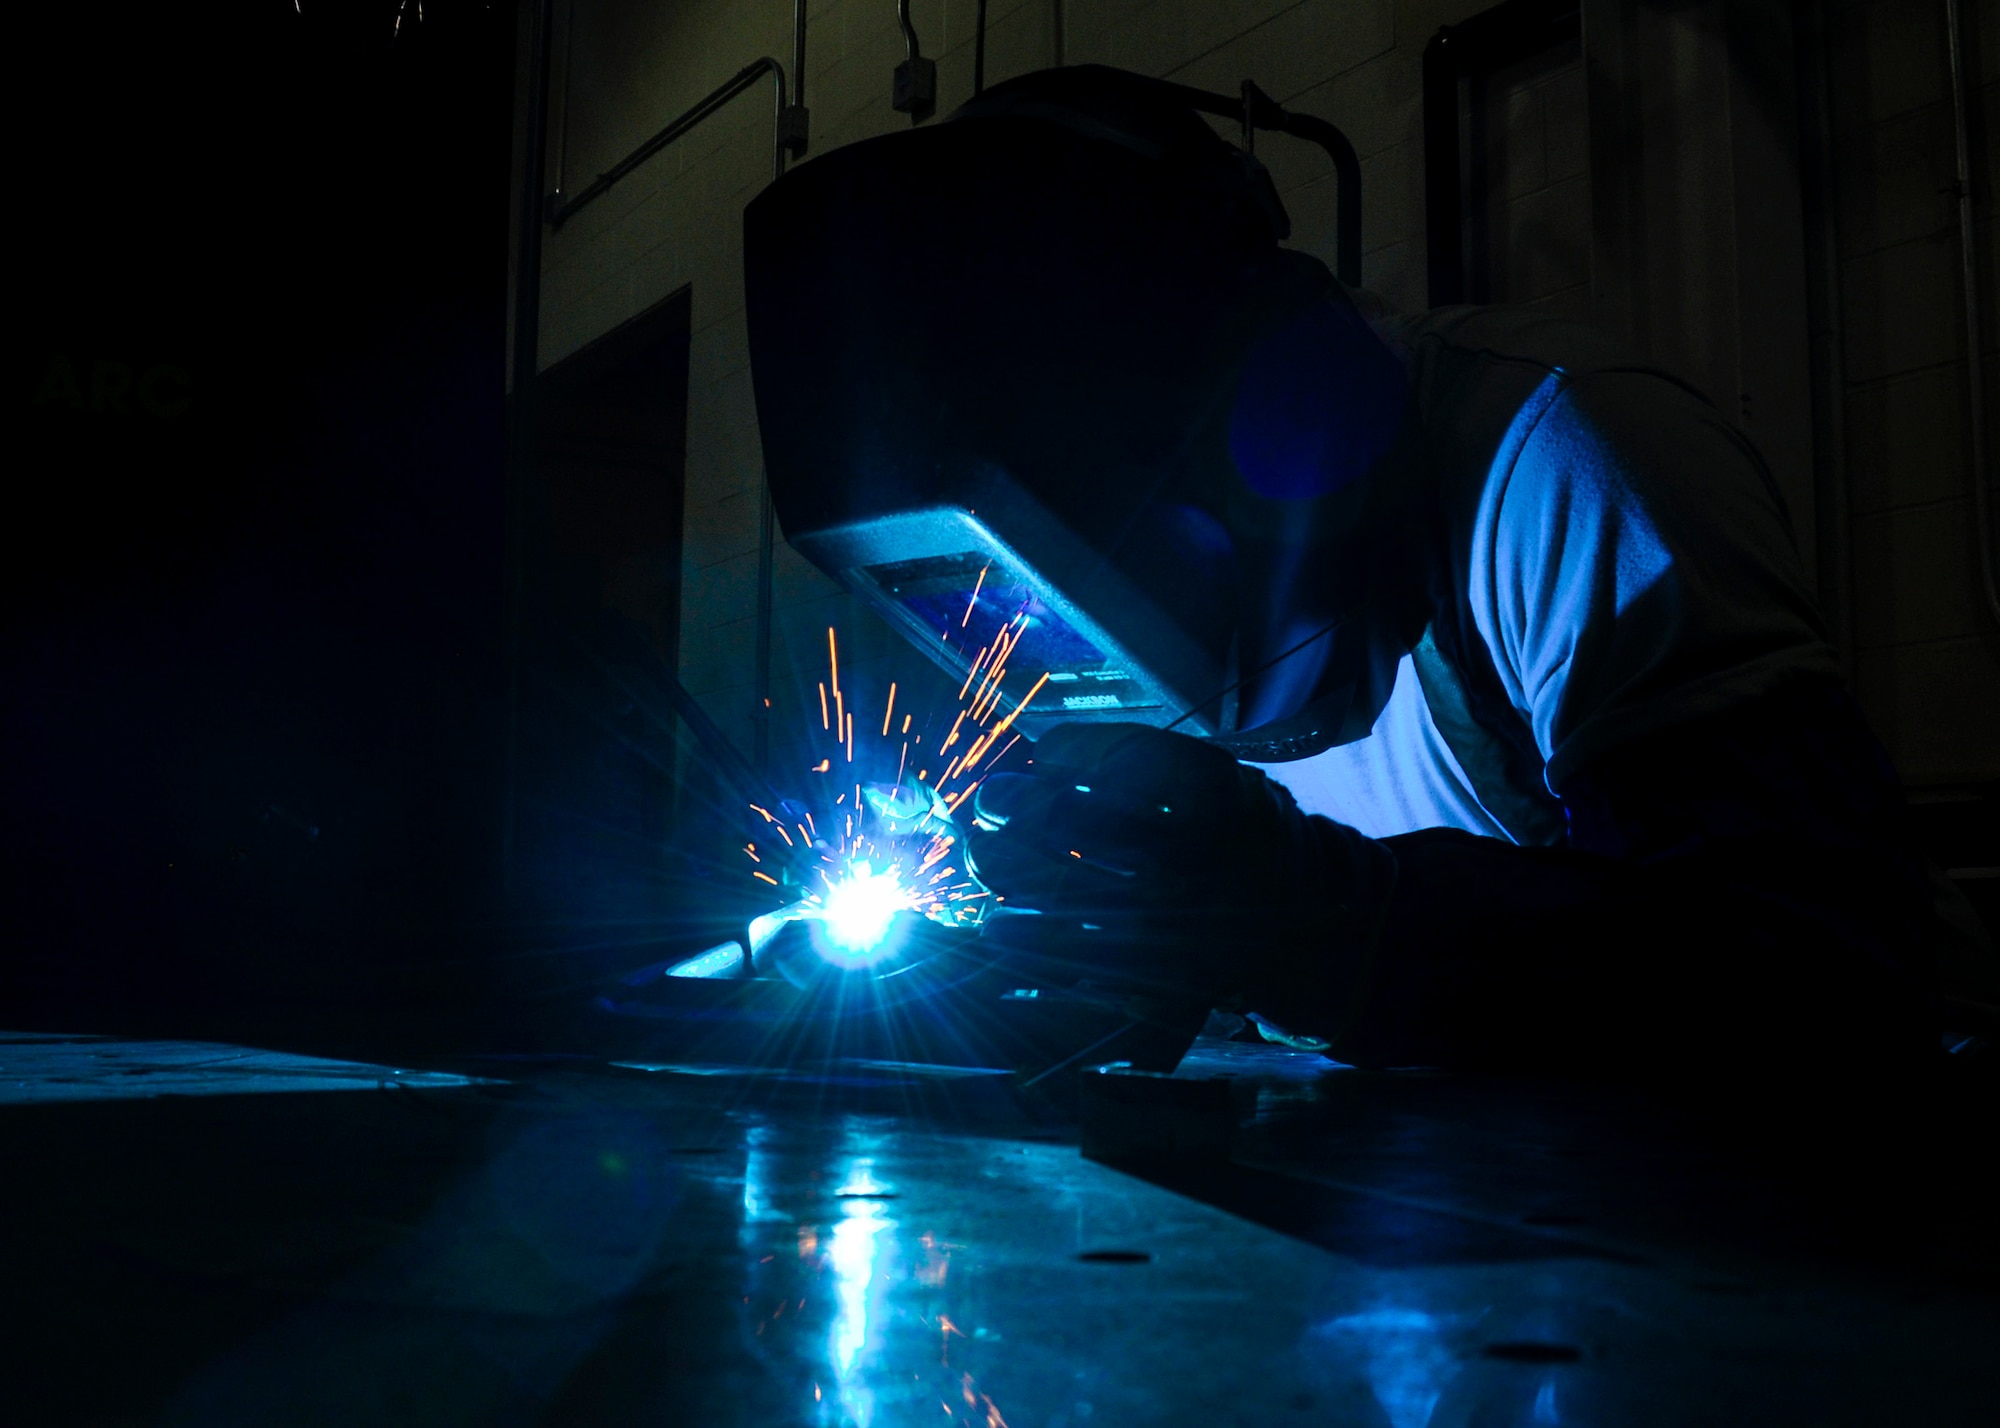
[745,66,1416,759]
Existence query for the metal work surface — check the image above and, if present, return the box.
[0,1031,494,1104]
[4,1030,1994,1426]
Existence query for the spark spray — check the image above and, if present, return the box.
[745,577,1050,968]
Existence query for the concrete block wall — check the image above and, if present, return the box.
[530,0,1499,798]
[522,0,1998,800]
[1463,40,1591,313]
[1827,0,1999,785]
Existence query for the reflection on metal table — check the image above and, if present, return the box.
[4,1029,1995,1426]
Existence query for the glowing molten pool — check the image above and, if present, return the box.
[816,861,914,964]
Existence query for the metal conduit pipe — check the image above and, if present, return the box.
[976,0,989,95]
[542,7,810,773]
[794,0,807,113]
[1796,0,1855,677]
[552,0,576,199]
[503,0,559,883]
[760,0,810,771]
[547,56,791,230]
[529,20,810,784]
[1272,107,1363,290]
[1944,0,2000,632]
[1149,77,1364,288]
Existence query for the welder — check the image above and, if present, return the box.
[744,66,1995,1076]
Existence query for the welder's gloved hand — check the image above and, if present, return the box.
[966,723,1397,1034]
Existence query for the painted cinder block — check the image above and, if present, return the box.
[1825,0,1950,137]
[771,537,844,609]
[1486,172,1592,305]
[1168,0,1396,108]
[1850,497,1992,650]
[1832,101,1957,261]
[532,0,2000,785]
[980,0,1061,84]
[678,479,760,570]
[1844,365,1973,516]
[1839,232,1968,385]
[681,606,761,697]
[546,190,687,326]
[1289,46,1423,163]
[685,318,753,402]
[1481,67,1554,203]
[1085,0,1194,78]
[1357,234,1427,313]
[1855,635,2000,785]
[1540,58,1588,183]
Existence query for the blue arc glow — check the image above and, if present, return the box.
[817,861,912,961]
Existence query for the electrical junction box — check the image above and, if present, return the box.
[777,103,810,157]
[893,57,936,121]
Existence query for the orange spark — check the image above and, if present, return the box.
[962,564,989,626]
[973,669,1007,723]
[969,643,1005,712]
[957,644,990,700]
[882,682,897,736]
[968,672,1050,764]
[753,870,778,885]
[819,682,829,730]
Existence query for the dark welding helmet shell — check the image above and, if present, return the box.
[745,66,1412,754]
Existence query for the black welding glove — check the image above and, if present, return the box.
[965,723,1398,1033]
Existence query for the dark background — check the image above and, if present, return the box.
[6,2,520,1021]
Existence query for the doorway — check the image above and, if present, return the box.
[510,288,693,939]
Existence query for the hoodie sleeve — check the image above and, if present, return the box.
[1467,368,1839,791]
